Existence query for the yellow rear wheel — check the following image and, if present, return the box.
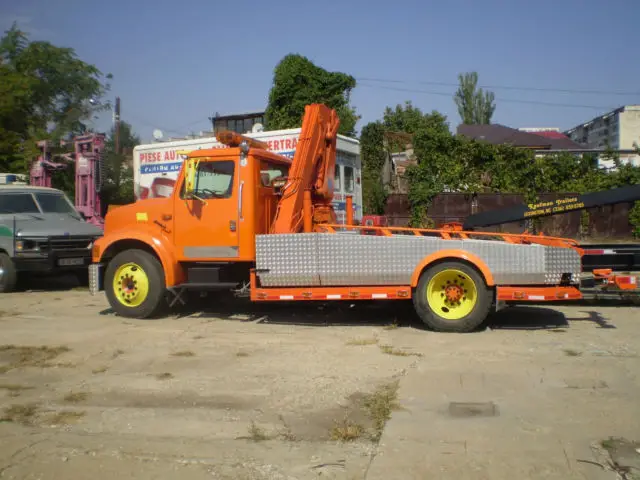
[413,261,493,333]
[426,269,478,321]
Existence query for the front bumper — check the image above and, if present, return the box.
[13,251,93,273]
[88,263,103,295]
[13,234,98,274]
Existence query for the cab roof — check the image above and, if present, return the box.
[186,146,292,165]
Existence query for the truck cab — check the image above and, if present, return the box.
[91,134,293,316]
[0,185,103,292]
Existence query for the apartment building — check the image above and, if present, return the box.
[564,105,640,168]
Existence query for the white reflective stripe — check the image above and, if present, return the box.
[372,293,388,299]
[528,295,545,300]
[279,295,294,300]
[326,294,342,299]
[603,249,616,254]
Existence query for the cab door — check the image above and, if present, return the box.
[173,158,240,260]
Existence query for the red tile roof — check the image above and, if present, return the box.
[457,124,584,150]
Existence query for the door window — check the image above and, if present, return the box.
[184,160,235,199]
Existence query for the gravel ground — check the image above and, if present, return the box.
[0,275,639,479]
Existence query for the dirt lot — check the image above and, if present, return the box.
[1,276,639,479]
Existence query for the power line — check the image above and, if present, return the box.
[357,83,619,110]
[356,77,640,97]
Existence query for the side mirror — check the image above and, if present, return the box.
[183,158,198,197]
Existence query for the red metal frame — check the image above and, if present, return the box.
[314,223,582,250]
[30,134,106,228]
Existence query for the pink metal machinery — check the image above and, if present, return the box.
[30,133,106,228]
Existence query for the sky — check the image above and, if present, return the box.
[2,0,639,143]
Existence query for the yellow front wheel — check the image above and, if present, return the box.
[413,261,493,333]
[112,262,150,307]
[105,249,166,319]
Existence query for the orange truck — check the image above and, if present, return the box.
[87,103,635,333]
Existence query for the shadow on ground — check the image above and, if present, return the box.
[15,272,87,292]
[487,305,616,330]
[97,293,617,333]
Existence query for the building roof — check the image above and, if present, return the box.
[456,123,584,150]
[564,104,640,134]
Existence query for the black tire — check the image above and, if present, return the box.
[413,261,493,333]
[104,249,166,319]
[0,252,17,293]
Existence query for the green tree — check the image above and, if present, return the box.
[359,122,387,214]
[101,121,140,207]
[0,22,111,173]
[454,72,496,124]
[264,54,359,136]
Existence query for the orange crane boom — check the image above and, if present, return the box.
[269,104,340,234]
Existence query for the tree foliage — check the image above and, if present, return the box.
[0,22,111,173]
[359,102,449,215]
[359,122,387,214]
[361,97,639,236]
[101,121,140,208]
[404,114,640,234]
[264,54,360,136]
[454,72,496,124]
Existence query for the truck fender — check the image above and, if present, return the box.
[97,232,184,287]
[410,249,495,287]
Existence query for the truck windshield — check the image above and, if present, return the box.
[34,192,80,218]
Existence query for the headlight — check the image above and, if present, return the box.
[15,239,40,252]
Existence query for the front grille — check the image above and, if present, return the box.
[48,236,94,252]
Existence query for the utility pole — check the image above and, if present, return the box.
[114,96,121,155]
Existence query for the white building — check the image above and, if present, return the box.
[564,105,640,169]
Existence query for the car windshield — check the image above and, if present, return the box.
[0,193,40,214]
[34,192,80,218]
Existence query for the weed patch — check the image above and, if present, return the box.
[44,410,86,426]
[92,366,108,374]
[346,337,378,346]
[155,372,174,380]
[383,320,399,330]
[379,345,422,357]
[277,415,297,441]
[244,421,270,442]
[0,384,34,393]
[0,345,71,373]
[171,350,195,357]
[362,380,401,441]
[236,351,250,357]
[564,349,582,357]
[330,416,365,442]
[0,403,40,425]
[111,349,125,359]
[63,392,90,404]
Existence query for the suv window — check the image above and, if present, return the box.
[0,193,40,214]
